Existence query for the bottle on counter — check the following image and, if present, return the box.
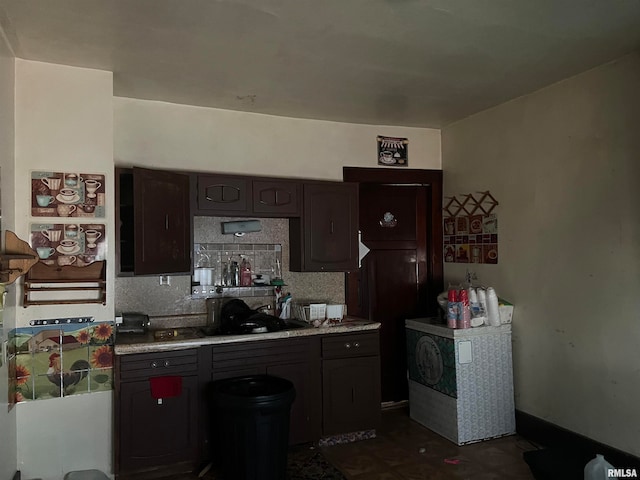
[446,289,458,329]
[153,329,178,340]
[230,261,239,286]
[221,262,229,286]
[240,257,252,287]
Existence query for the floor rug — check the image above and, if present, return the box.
[287,444,346,480]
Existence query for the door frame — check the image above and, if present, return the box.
[343,167,443,316]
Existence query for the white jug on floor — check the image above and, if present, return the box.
[584,454,616,480]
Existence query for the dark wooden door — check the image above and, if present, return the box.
[343,168,443,403]
[267,361,321,445]
[133,167,190,275]
[119,375,199,472]
[322,356,381,435]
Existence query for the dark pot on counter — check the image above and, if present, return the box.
[202,298,285,335]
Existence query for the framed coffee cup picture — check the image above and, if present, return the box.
[31,171,106,218]
[377,136,408,167]
[30,223,106,267]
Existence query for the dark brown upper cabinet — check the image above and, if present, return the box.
[196,174,250,215]
[195,174,301,218]
[252,179,301,217]
[289,182,359,272]
[116,167,191,276]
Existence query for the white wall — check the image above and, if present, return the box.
[442,53,640,456]
[0,25,17,480]
[14,60,114,479]
[8,62,441,480]
[114,97,441,176]
[113,97,442,318]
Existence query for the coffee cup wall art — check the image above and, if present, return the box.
[31,171,106,218]
[30,224,106,267]
[377,135,408,167]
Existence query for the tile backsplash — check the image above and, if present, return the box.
[114,217,345,318]
[191,242,282,296]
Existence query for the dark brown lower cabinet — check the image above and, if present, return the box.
[115,330,381,477]
[321,332,381,436]
[202,337,322,448]
[115,350,200,479]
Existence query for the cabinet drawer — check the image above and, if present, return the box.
[322,332,379,359]
[118,349,198,381]
[209,337,317,372]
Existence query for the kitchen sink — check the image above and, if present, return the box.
[199,317,311,336]
[281,318,311,330]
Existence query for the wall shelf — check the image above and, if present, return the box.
[0,231,39,284]
[23,260,106,307]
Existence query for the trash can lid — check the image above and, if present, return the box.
[211,375,295,405]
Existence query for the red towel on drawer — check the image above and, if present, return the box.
[149,376,182,399]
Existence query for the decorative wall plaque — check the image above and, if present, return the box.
[31,171,106,218]
[30,223,106,266]
[443,191,499,264]
[377,136,408,167]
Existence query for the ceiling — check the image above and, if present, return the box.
[1,0,639,128]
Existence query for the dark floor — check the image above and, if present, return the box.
[158,407,539,480]
[320,407,538,479]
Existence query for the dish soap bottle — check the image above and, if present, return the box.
[240,257,252,287]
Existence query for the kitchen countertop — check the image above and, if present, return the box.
[114,316,381,355]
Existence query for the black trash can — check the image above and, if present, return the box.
[208,375,296,480]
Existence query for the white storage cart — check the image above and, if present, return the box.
[405,318,515,445]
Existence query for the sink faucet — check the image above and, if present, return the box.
[254,304,273,314]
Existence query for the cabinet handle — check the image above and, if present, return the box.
[165,214,169,230]
[354,342,360,348]
[150,361,158,368]
[164,360,170,367]
[344,342,351,349]
[330,221,334,234]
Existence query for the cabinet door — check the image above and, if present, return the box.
[252,179,301,217]
[197,174,250,214]
[205,338,321,446]
[267,361,321,445]
[133,167,190,275]
[322,356,381,436]
[118,375,199,472]
[290,182,358,272]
